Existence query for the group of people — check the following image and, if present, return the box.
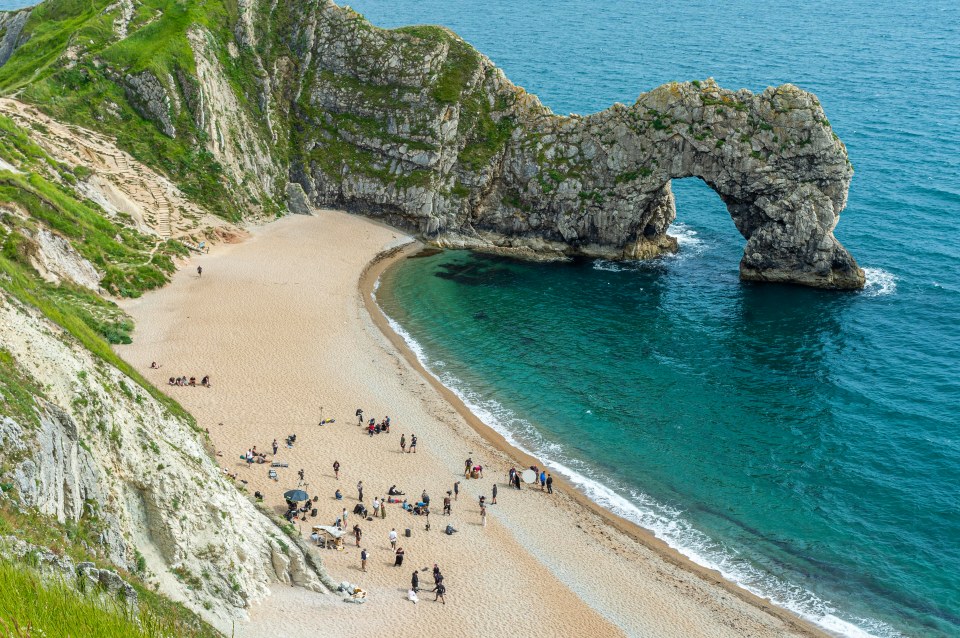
[243,446,269,464]
[408,564,446,604]
[168,374,210,387]
[366,416,391,436]
[399,433,418,453]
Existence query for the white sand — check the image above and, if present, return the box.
[117,211,825,638]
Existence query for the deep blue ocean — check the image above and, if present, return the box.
[361,1,960,637]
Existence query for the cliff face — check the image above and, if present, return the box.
[287,4,862,288]
[0,0,862,288]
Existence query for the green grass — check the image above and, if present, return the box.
[0,559,219,638]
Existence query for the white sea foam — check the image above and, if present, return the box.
[671,221,705,250]
[373,291,902,638]
[861,267,898,297]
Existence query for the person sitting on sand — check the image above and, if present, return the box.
[151,361,159,369]
[335,489,343,500]
[168,377,175,385]
[189,377,196,386]
[388,485,404,496]
[201,375,210,387]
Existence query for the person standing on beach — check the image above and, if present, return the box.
[409,434,417,453]
[480,504,487,527]
[491,484,497,504]
[360,548,368,572]
[353,524,362,546]
[546,473,553,494]
[197,265,202,277]
[357,480,364,502]
[454,481,460,501]
[272,439,278,455]
[443,492,452,515]
[433,582,446,604]
[400,434,406,453]
[540,470,547,491]
[333,460,340,480]
[464,458,472,477]
[389,528,398,549]
[411,571,419,592]
[356,408,363,425]
[394,547,405,567]
[341,508,348,528]
[514,473,522,490]
[298,468,305,482]
[380,497,387,519]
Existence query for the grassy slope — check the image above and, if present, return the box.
[0,558,220,638]
[0,0,266,221]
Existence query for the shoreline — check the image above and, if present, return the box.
[360,243,833,638]
[117,211,836,638]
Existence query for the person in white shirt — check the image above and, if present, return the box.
[388,528,398,549]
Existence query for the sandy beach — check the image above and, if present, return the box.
[116,210,827,638]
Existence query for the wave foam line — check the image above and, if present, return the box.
[372,292,901,638]
[861,267,898,296]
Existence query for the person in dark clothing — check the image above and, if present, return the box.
[356,408,363,425]
[411,571,419,592]
[492,484,498,504]
[394,547,405,566]
[360,548,368,572]
[333,460,340,479]
[546,473,554,494]
[433,582,446,604]
[353,524,362,546]
[443,493,452,515]
[357,480,364,502]
[453,481,460,500]
[514,473,522,490]
[197,266,202,277]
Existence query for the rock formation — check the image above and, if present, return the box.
[287,4,863,288]
[0,0,863,288]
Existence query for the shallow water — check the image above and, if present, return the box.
[361,0,960,636]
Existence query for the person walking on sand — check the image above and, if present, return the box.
[480,503,487,527]
[464,458,472,477]
[197,265,202,277]
[411,571,419,592]
[409,434,417,453]
[298,468,305,482]
[272,439,278,455]
[546,473,554,494]
[454,481,460,501]
[389,528,398,550]
[433,581,446,604]
[394,547,405,567]
[357,480,364,502]
[333,460,340,480]
[492,483,497,504]
[360,548,368,572]
[400,434,406,453]
[353,524,362,546]
[380,496,387,519]
[443,492,452,515]
[356,408,363,425]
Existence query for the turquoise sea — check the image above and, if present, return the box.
[360,1,960,637]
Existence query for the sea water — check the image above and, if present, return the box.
[358,0,960,636]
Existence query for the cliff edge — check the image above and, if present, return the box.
[0,0,862,287]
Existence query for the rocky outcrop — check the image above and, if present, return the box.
[0,294,330,630]
[0,9,30,67]
[123,71,177,138]
[285,181,313,215]
[28,227,102,290]
[286,3,863,288]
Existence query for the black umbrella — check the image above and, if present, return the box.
[284,489,309,502]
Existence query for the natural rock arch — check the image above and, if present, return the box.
[287,7,863,289]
